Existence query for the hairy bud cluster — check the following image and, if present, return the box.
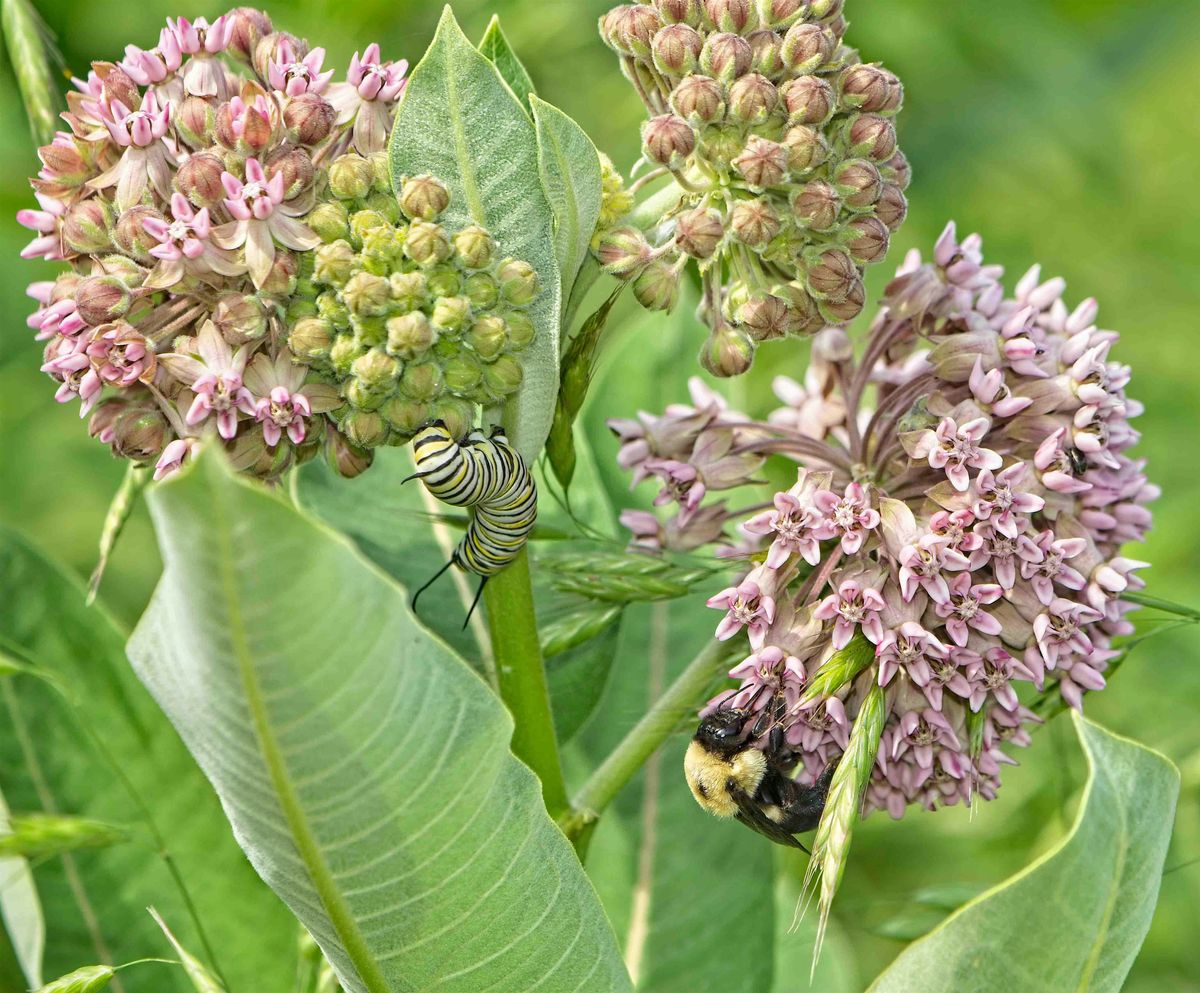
[598,0,908,375]
[292,171,539,449]
[612,223,1154,817]
[17,9,422,482]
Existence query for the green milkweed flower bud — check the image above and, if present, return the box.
[210,293,267,346]
[404,221,451,266]
[325,427,374,477]
[700,32,752,81]
[400,360,444,401]
[314,240,357,287]
[426,266,462,298]
[733,135,788,189]
[727,72,778,125]
[652,23,703,75]
[464,271,500,310]
[505,310,536,349]
[62,199,113,254]
[368,152,392,192]
[670,74,725,123]
[431,397,475,440]
[497,258,540,306]
[289,316,335,361]
[443,352,484,394]
[633,256,682,311]
[112,405,170,461]
[467,314,508,360]
[328,153,374,201]
[399,174,451,220]
[431,295,473,336]
[803,246,858,301]
[675,206,725,258]
[875,183,908,230]
[389,270,428,311]
[342,271,391,317]
[35,964,116,992]
[780,75,835,124]
[350,314,387,347]
[729,197,781,248]
[747,29,784,78]
[844,214,891,264]
[791,179,841,231]
[342,409,389,447]
[96,255,143,289]
[351,347,400,391]
[454,225,494,269]
[843,113,897,162]
[642,114,697,167]
[833,158,883,210]
[359,225,405,272]
[386,311,435,358]
[703,0,755,34]
[316,291,350,328]
[482,353,524,399]
[284,91,336,144]
[809,0,844,20]
[329,333,365,375]
[345,379,384,411]
[782,124,830,173]
[307,200,350,243]
[654,0,701,26]
[75,275,131,325]
[262,250,299,296]
[781,22,832,74]
[349,208,390,246]
[699,322,755,377]
[381,396,429,436]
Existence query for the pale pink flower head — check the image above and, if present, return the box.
[154,436,198,481]
[160,322,252,441]
[85,322,157,389]
[910,416,1002,492]
[346,43,408,102]
[707,571,777,649]
[932,572,1003,646]
[813,481,880,554]
[813,576,886,649]
[103,91,171,149]
[241,351,339,448]
[16,193,66,260]
[269,40,333,96]
[327,43,408,153]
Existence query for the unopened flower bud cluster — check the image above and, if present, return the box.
[598,0,908,377]
[612,222,1154,817]
[288,171,539,450]
[18,8,429,482]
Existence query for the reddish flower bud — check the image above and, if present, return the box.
[597,226,653,278]
[747,29,785,79]
[214,292,268,344]
[62,198,113,254]
[266,146,315,200]
[780,22,832,74]
[844,214,891,264]
[399,173,451,220]
[216,96,273,152]
[325,427,374,478]
[174,152,226,208]
[226,7,273,61]
[703,0,755,34]
[261,250,299,296]
[782,123,830,173]
[284,92,336,144]
[833,158,883,209]
[874,183,908,231]
[675,206,726,258]
[727,72,778,124]
[670,74,725,123]
[838,63,902,114]
[729,197,781,247]
[733,135,788,188]
[652,24,703,75]
[654,0,702,25]
[254,32,306,81]
[602,5,663,57]
[700,32,752,81]
[843,113,897,162]
[738,292,792,341]
[642,113,697,167]
[94,62,140,113]
[699,322,755,377]
[780,75,835,124]
[791,180,841,231]
[75,275,132,325]
[113,204,162,261]
[881,149,911,190]
[175,96,215,149]
[758,0,807,29]
[803,247,858,301]
[778,280,824,334]
[817,275,864,323]
[633,256,682,311]
[112,405,170,461]
[38,136,90,186]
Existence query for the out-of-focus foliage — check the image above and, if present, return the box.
[2,2,1199,990]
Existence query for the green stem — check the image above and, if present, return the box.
[1,0,60,145]
[560,638,736,848]
[484,549,569,819]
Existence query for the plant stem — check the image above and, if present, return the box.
[483,549,569,819]
[2,0,60,145]
[560,638,737,848]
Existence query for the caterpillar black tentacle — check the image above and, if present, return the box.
[407,420,538,625]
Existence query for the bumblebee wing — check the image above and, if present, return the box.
[727,781,810,852]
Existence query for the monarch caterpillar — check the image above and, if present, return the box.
[406,420,538,621]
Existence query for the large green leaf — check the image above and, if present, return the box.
[477,15,535,111]
[0,783,42,991]
[0,527,296,992]
[389,6,561,462]
[127,450,632,993]
[868,714,1179,993]
[531,95,603,324]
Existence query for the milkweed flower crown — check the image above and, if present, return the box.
[18,8,540,482]
[612,222,1155,817]
[597,0,908,377]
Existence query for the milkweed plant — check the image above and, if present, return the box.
[4,1,1192,991]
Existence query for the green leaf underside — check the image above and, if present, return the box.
[128,450,630,993]
[477,16,536,110]
[0,526,295,992]
[0,783,43,990]
[530,95,603,325]
[868,714,1179,993]
[390,7,561,462]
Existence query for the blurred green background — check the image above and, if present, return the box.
[2,1,1198,989]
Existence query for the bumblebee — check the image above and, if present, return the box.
[683,707,836,850]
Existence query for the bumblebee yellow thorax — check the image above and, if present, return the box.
[684,741,767,819]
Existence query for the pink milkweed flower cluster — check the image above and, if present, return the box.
[612,222,1154,818]
[17,8,410,482]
